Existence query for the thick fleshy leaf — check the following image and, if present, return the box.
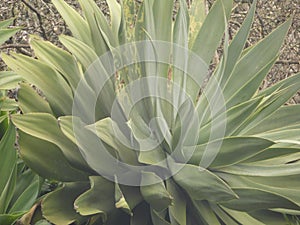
[218,163,300,177]
[240,85,300,134]
[226,56,276,109]
[0,212,25,225]
[258,72,300,99]
[222,188,300,212]
[169,162,237,202]
[221,206,265,225]
[31,38,82,91]
[11,113,90,172]
[59,35,98,70]
[188,136,274,168]
[0,28,19,46]
[151,209,170,225]
[58,116,120,176]
[0,18,15,29]
[52,0,93,46]
[0,124,17,213]
[114,180,132,215]
[42,182,89,225]
[86,118,139,165]
[191,0,232,64]
[198,97,262,144]
[78,0,114,55]
[2,53,73,116]
[192,201,221,225]
[220,0,257,86]
[245,105,300,135]
[0,97,18,112]
[74,176,115,218]
[17,83,53,114]
[8,175,39,213]
[210,204,239,225]
[0,71,23,90]
[188,0,206,48]
[18,131,89,182]
[243,147,300,163]
[167,179,186,225]
[121,0,136,42]
[107,0,122,42]
[223,19,292,99]
[140,171,173,211]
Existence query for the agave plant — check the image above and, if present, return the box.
[2,0,300,224]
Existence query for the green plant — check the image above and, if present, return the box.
[0,18,42,225]
[2,0,300,224]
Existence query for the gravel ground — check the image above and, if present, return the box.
[0,0,299,101]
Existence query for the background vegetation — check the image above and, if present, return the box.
[0,0,299,101]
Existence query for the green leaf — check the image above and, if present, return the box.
[17,83,53,114]
[152,0,174,42]
[0,124,17,210]
[210,204,239,225]
[59,35,98,70]
[166,179,186,225]
[150,209,171,225]
[107,0,122,42]
[52,0,93,46]
[0,164,16,214]
[8,176,39,213]
[140,171,173,211]
[188,0,206,48]
[0,212,25,225]
[11,113,90,173]
[0,18,15,29]
[226,56,277,109]
[0,28,19,46]
[220,0,257,87]
[221,206,265,225]
[114,179,132,215]
[0,71,23,90]
[245,105,300,135]
[188,136,274,168]
[222,188,300,212]
[169,161,237,202]
[86,118,139,165]
[192,201,221,225]
[0,97,18,112]
[218,163,300,177]
[191,0,232,64]
[2,53,73,116]
[198,97,263,144]
[259,72,300,98]
[121,0,136,42]
[74,176,115,218]
[240,85,300,134]
[42,182,89,225]
[242,147,300,163]
[78,0,114,55]
[57,116,120,176]
[31,37,82,91]
[223,19,292,99]
[18,131,89,182]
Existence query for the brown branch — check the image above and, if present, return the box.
[20,0,48,40]
[0,44,31,50]
[275,60,300,65]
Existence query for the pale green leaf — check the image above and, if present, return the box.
[52,0,93,46]
[2,53,73,116]
[17,83,53,114]
[140,171,173,212]
[42,182,89,225]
